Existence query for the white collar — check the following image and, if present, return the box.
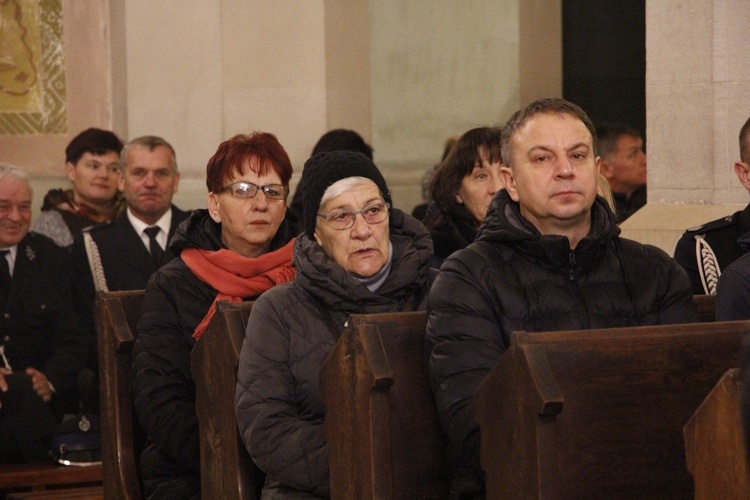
[127,208,173,236]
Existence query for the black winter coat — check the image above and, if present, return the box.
[673,202,750,295]
[425,190,697,499]
[235,208,434,498]
[424,202,478,269]
[132,209,296,499]
[715,231,750,320]
[0,232,85,392]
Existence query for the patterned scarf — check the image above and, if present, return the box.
[182,239,296,339]
[44,188,125,222]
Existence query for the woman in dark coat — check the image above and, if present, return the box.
[423,126,503,268]
[132,132,297,499]
[235,151,435,498]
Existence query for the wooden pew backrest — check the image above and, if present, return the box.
[684,367,750,499]
[694,294,716,322]
[475,320,749,499]
[321,311,449,499]
[95,289,145,500]
[191,300,256,500]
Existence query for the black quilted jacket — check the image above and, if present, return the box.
[235,208,434,498]
[425,190,697,499]
[132,209,296,499]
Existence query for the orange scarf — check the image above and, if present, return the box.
[182,239,296,339]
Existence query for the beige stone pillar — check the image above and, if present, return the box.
[621,0,750,254]
[122,0,373,211]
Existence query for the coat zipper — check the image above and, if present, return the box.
[569,251,576,282]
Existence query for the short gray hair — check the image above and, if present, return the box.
[0,163,32,198]
[121,135,178,172]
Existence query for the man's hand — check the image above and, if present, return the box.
[0,367,10,409]
[25,367,52,402]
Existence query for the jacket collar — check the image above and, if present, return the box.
[476,189,620,274]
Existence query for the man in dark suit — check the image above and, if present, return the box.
[0,163,86,463]
[73,135,189,298]
[71,136,189,401]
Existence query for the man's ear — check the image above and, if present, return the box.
[735,161,750,191]
[313,230,322,246]
[599,157,614,180]
[207,192,221,222]
[499,165,520,202]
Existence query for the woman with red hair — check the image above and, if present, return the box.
[132,132,298,499]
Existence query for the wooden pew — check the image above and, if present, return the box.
[191,300,258,500]
[474,320,750,499]
[684,368,750,499]
[0,292,137,498]
[321,311,449,499]
[95,289,145,500]
[0,462,102,495]
[694,293,716,322]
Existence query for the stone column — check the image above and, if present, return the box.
[622,0,750,254]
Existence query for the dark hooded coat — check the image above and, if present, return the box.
[235,208,435,498]
[425,190,697,498]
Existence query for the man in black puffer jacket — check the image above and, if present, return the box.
[425,98,697,499]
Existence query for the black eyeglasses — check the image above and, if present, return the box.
[217,181,289,200]
[317,202,390,230]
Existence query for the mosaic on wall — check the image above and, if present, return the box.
[0,0,66,135]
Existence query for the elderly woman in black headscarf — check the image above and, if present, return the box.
[235,151,435,497]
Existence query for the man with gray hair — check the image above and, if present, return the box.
[70,136,189,407]
[72,135,189,308]
[0,163,86,463]
[425,98,696,498]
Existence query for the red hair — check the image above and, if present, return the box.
[206,132,293,192]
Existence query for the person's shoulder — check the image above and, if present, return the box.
[151,255,190,282]
[674,211,746,259]
[616,236,674,264]
[435,239,503,283]
[79,218,123,248]
[722,249,750,278]
[681,211,741,237]
[171,205,191,223]
[30,208,66,229]
[23,231,71,263]
[26,230,65,250]
[248,282,301,319]
[255,281,296,303]
[82,218,116,234]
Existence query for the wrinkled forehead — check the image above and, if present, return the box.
[320,178,382,212]
[0,176,32,203]
[512,112,594,152]
[125,144,176,169]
